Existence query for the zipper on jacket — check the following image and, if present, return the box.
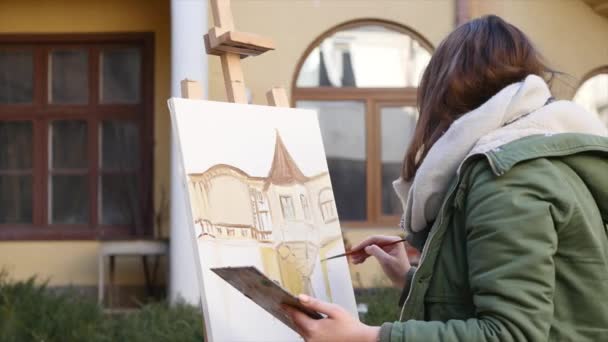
[399,178,460,320]
[398,152,488,320]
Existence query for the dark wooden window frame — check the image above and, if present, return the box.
[0,33,154,240]
[291,19,433,227]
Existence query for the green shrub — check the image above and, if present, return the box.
[98,302,204,342]
[356,287,402,326]
[0,271,204,342]
[0,272,102,342]
[0,270,404,340]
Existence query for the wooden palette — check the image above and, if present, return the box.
[211,266,323,332]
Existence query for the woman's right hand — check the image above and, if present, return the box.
[350,235,411,289]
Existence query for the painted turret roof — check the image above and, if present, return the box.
[265,130,309,188]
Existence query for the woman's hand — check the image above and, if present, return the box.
[350,235,411,288]
[285,294,380,342]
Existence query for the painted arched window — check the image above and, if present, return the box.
[249,188,272,231]
[293,20,432,225]
[573,68,608,126]
[318,188,338,223]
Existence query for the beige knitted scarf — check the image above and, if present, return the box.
[394,74,608,235]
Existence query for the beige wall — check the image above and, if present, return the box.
[0,0,171,286]
[472,0,608,98]
[209,0,455,104]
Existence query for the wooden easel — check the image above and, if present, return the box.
[181,0,290,108]
[178,2,292,340]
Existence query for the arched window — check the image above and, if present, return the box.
[573,67,608,126]
[293,20,432,225]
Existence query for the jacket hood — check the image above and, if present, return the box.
[483,133,608,222]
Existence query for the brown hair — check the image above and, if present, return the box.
[402,15,554,181]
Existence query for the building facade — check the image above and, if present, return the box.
[0,0,606,303]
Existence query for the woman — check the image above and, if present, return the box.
[285,15,608,341]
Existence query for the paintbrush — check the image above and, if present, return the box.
[321,238,407,262]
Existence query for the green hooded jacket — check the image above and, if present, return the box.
[379,133,608,342]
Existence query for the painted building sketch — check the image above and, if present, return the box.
[168,99,358,342]
[190,131,342,298]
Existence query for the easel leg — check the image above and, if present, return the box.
[221,53,247,104]
[109,255,115,308]
[142,255,151,298]
[98,254,104,306]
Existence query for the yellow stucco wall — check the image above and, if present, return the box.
[0,0,171,286]
[472,0,608,98]
[209,0,455,104]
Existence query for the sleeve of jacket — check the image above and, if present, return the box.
[380,162,560,342]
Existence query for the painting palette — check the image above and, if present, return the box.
[212,266,323,332]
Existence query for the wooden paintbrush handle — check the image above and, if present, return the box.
[323,238,407,261]
[349,238,406,255]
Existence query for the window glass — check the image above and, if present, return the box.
[49,49,88,104]
[102,174,137,225]
[0,175,32,224]
[51,120,88,169]
[0,121,32,169]
[100,121,139,225]
[296,25,431,88]
[297,100,366,221]
[0,121,33,223]
[49,120,89,224]
[101,48,141,104]
[101,121,139,170]
[0,50,33,104]
[51,175,88,224]
[573,73,608,126]
[380,106,418,215]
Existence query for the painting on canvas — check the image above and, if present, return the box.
[168,99,358,342]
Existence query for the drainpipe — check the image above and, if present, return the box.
[169,0,208,305]
[455,0,472,27]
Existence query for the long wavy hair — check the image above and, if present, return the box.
[402,15,555,181]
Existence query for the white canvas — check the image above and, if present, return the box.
[168,98,358,342]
